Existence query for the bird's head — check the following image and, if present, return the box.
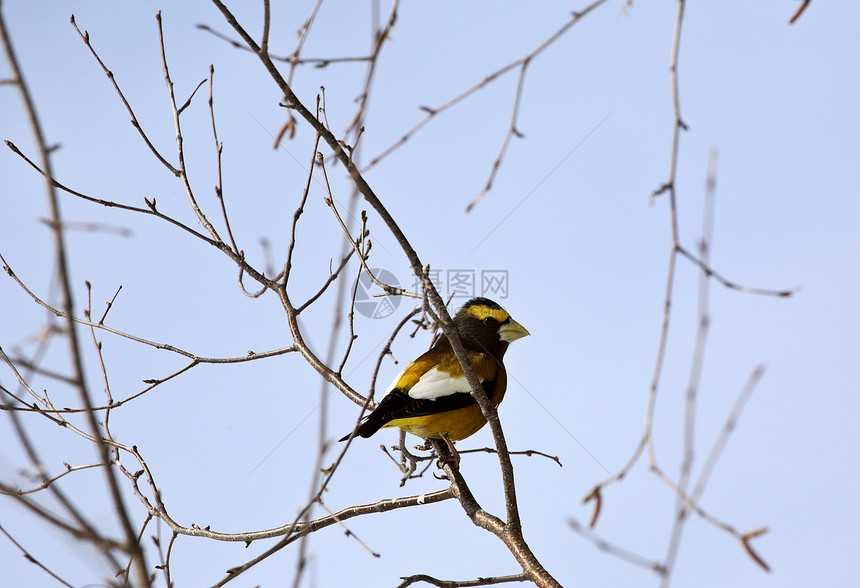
[453,297,530,355]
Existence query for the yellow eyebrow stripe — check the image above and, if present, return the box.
[464,305,510,322]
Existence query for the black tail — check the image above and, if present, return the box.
[339,392,412,441]
[338,411,389,442]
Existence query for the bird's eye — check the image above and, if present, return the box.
[483,317,498,328]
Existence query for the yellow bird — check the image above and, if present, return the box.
[341,297,529,445]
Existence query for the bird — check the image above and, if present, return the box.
[339,297,529,454]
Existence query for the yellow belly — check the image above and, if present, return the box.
[383,403,489,441]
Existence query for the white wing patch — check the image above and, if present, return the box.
[383,366,408,395]
[407,367,481,400]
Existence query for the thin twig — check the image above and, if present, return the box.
[466,60,529,212]
[2,10,148,584]
[209,2,560,583]
[2,462,104,496]
[342,306,423,449]
[292,116,362,588]
[568,519,665,574]
[209,64,240,256]
[675,246,796,297]
[398,572,530,588]
[283,106,323,287]
[2,252,295,372]
[585,3,779,582]
[342,0,400,144]
[321,168,419,300]
[70,14,179,176]
[0,359,124,575]
[364,0,610,211]
[208,490,453,584]
[459,447,563,468]
[0,523,76,587]
[156,11,221,243]
[789,0,811,24]
[662,146,717,583]
[5,140,218,246]
[197,23,371,67]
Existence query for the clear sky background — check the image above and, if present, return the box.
[2,1,858,587]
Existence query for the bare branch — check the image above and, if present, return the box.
[342,0,400,143]
[70,14,179,176]
[675,246,797,297]
[204,490,453,585]
[320,156,419,300]
[4,140,220,247]
[466,60,529,212]
[568,519,665,574]
[789,0,811,24]
[197,23,371,67]
[2,253,296,378]
[1,9,148,584]
[208,3,560,583]
[582,5,777,582]
[156,11,222,244]
[2,462,103,496]
[208,64,240,255]
[365,0,610,210]
[0,522,77,587]
[398,572,530,588]
[459,447,563,468]
[283,106,323,288]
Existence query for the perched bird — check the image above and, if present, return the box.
[340,297,529,448]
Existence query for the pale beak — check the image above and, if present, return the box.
[499,319,530,343]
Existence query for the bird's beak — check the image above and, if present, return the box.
[499,319,530,343]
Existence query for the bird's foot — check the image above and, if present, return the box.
[437,434,461,470]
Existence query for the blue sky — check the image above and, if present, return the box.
[2,1,858,587]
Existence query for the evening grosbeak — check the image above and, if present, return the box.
[340,297,529,444]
